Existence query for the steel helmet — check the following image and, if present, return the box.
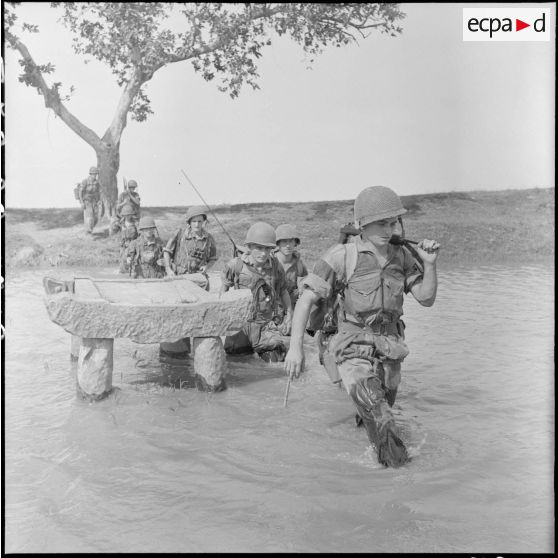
[185,205,207,223]
[245,222,276,247]
[275,224,300,244]
[120,205,137,217]
[127,179,138,189]
[354,185,406,227]
[89,166,99,174]
[138,215,156,229]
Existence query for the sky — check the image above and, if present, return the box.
[2,2,555,208]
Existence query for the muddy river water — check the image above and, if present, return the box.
[3,264,554,553]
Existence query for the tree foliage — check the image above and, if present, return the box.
[7,2,404,117]
[4,2,405,211]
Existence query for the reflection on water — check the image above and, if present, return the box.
[4,265,554,553]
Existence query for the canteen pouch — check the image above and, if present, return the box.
[382,360,401,390]
[323,351,342,384]
[317,331,342,384]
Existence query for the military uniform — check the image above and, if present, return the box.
[127,236,165,278]
[116,190,141,221]
[79,176,101,233]
[301,235,422,459]
[163,227,217,285]
[275,251,308,308]
[222,252,291,357]
[118,221,139,274]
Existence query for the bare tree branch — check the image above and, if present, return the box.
[6,32,104,151]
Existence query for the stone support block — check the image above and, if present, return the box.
[77,338,113,401]
[193,337,227,392]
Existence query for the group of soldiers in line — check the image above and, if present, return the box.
[75,166,308,364]
[74,166,141,235]
[123,205,306,365]
[76,166,441,468]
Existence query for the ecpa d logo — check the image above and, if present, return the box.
[463,7,551,41]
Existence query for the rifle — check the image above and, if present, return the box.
[180,169,240,257]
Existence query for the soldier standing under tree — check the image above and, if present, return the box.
[77,166,101,234]
[116,179,141,222]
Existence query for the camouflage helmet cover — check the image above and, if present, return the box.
[138,215,156,229]
[89,166,99,174]
[354,185,407,227]
[245,222,276,248]
[127,179,138,188]
[275,223,300,244]
[185,205,208,223]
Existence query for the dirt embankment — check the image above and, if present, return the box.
[4,187,554,272]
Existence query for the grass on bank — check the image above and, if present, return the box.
[4,187,555,271]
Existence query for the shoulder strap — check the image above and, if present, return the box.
[296,258,305,276]
[344,243,358,283]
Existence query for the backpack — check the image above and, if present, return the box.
[306,243,358,335]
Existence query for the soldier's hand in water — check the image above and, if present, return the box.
[416,239,440,264]
[284,346,305,378]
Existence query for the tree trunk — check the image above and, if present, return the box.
[96,146,120,220]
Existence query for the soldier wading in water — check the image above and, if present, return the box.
[273,223,308,311]
[285,186,440,468]
[127,215,165,279]
[221,222,293,363]
[163,206,217,290]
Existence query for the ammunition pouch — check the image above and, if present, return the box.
[331,323,409,366]
[322,350,342,384]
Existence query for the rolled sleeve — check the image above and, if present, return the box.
[299,243,346,300]
[402,246,424,293]
[299,272,332,300]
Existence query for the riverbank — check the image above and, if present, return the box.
[4,187,554,271]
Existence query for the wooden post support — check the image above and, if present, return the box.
[192,337,227,392]
[77,338,114,401]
